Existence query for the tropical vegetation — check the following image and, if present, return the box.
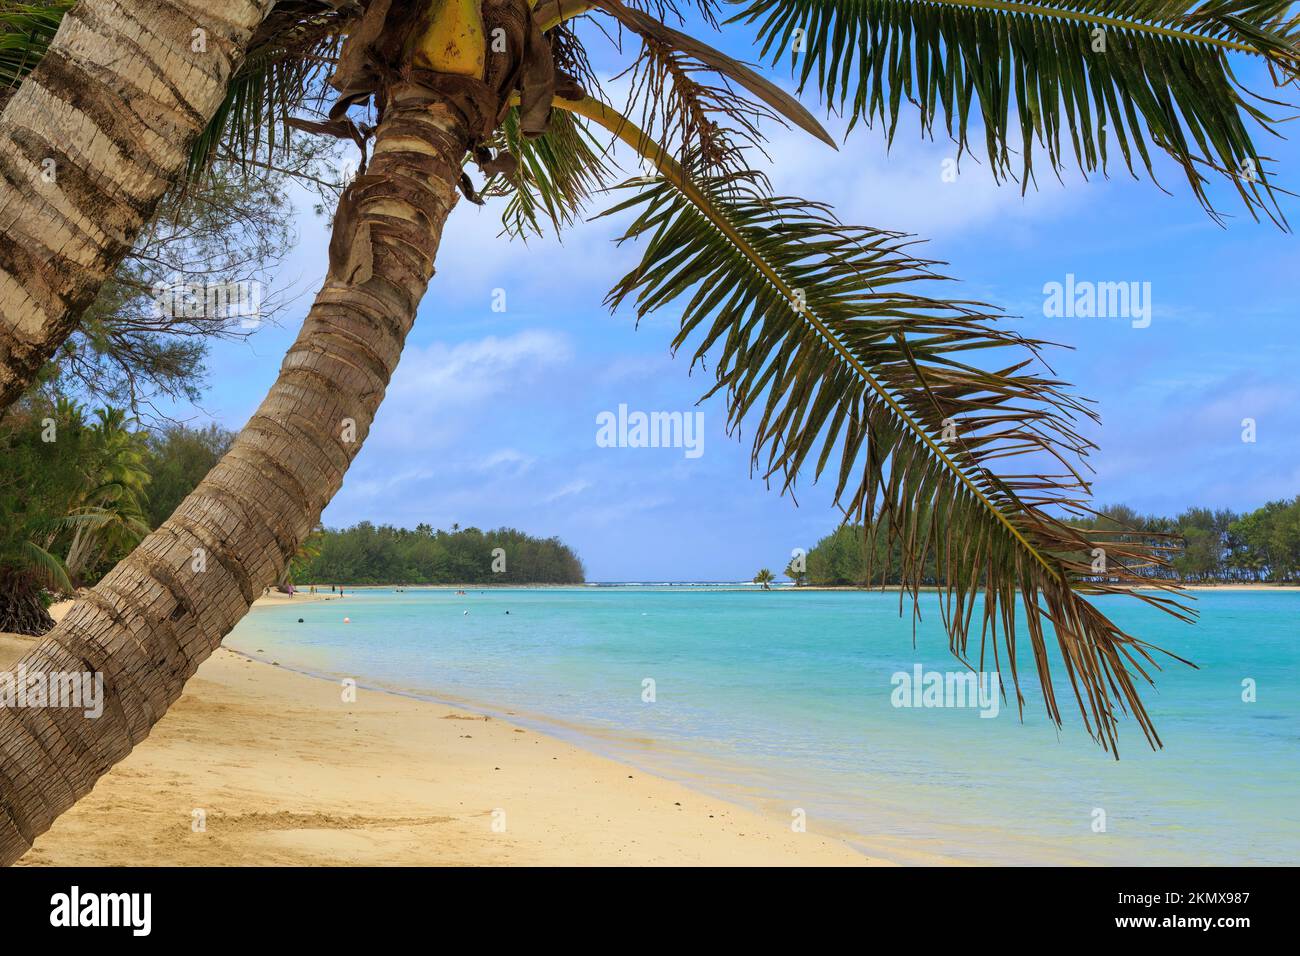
[298,522,585,584]
[0,410,237,632]
[800,499,1300,586]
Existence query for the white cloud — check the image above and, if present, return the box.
[544,478,593,503]
[478,448,536,475]
[367,330,573,450]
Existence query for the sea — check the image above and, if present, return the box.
[225,586,1299,865]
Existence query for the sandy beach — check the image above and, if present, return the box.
[0,598,872,867]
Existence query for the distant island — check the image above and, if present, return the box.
[294,522,585,586]
[794,498,1300,586]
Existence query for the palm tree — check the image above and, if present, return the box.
[0,397,86,632]
[783,559,806,587]
[1,0,1297,864]
[278,524,325,591]
[753,568,775,590]
[62,408,151,583]
[0,0,281,410]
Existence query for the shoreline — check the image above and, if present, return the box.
[6,586,1291,865]
[1,599,874,866]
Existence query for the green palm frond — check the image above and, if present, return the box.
[186,1,352,179]
[731,0,1300,224]
[65,506,150,537]
[0,1,72,98]
[495,107,615,237]
[19,538,72,593]
[60,509,116,530]
[562,93,1192,755]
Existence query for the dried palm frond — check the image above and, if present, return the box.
[620,33,777,174]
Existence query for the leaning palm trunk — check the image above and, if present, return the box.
[0,0,275,412]
[63,521,97,582]
[0,77,476,865]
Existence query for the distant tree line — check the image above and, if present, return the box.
[0,396,584,630]
[1070,501,1300,583]
[800,499,1300,586]
[296,522,585,585]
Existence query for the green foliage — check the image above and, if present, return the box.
[733,0,1300,224]
[0,407,236,625]
[495,107,614,237]
[806,525,871,585]
[0,399,95,631]
[282,525,325,587]
[803,518,943,584]
[142,424,236,530]
[753,567,776,588]
[1227,499,1300,581]
[803,499,1300,584]
[62,408,152,582]
[296,523,585,585]
[0,2,71,108]
[0,400,86,586]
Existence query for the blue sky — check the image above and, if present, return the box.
[160,16,1300,581]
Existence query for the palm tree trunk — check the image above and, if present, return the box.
[0,0,275,412]
[0,78,478,865]
[64,521,93,582]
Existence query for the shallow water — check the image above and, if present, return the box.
[227,587,1299,865]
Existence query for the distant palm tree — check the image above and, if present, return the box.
[753,568,775,590]
[783,559,806,587]
[278,525,325,590]
[2,0,1296,863]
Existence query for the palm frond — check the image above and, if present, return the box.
[186,1,354,179]
[494,106,616,237]
[536,0,724,29]
[560,93,1193,755]
[19,539,72,593]
[731,0,1300,224]
[622,28,780,174]
[592,0,838,147]
[0,1,72,105]
[535,0,599,30]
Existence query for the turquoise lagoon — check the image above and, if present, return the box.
[226,587,1298,865]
